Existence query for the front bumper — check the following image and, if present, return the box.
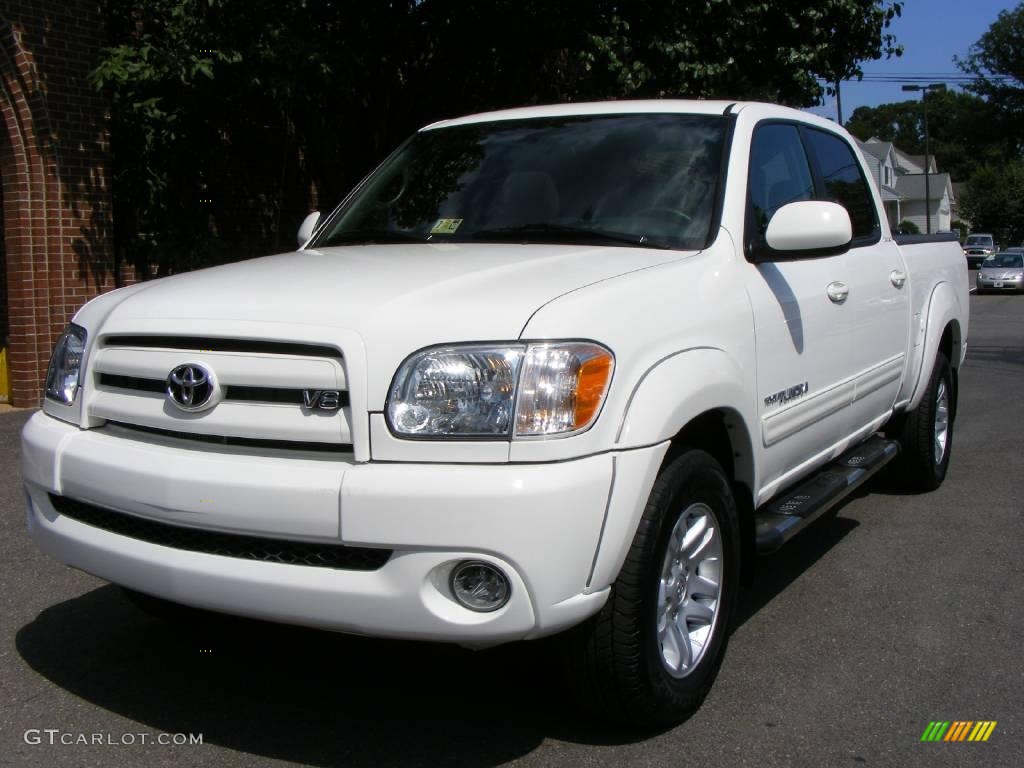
[22,412,664,645]
[976,276,1023,291]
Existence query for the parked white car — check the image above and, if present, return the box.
[22,100,968,726]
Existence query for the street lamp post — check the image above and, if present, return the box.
[902,83,947,234]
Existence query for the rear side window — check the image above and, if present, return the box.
[801,128,879,241]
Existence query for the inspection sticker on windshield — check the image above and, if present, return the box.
[430,218,463,235]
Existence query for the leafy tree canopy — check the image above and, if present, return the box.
[957,1,1024,134]
[844,90,1008,182]
[957,162,1024,246]
[92,0,905,275]
[954,3,1024,242]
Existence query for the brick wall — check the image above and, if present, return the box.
[1,2,128,407]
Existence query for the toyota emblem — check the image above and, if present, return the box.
[166,363,217,411]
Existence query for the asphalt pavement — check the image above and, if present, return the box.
[2,275,1021,767]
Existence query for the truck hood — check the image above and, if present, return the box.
[91,242,689,409]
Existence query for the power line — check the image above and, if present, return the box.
[819,75,1015,85]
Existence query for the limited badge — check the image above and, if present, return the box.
[429,218,463,234]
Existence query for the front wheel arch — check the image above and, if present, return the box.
[565,449,741,727]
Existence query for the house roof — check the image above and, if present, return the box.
[895,173,953,201]
[878,185,902,202]
[906,154,938,173]
[859,140,895,163]
[891,146,923,174]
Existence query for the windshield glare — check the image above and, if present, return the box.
[313,114,726,251]
[983,253,1023,268]
[965,235,993,247]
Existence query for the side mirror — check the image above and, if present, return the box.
[755,201,852,261]
[297,211,321,248]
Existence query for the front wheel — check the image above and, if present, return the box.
[566,449,740,728]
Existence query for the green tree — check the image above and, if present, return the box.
[844,90,1007,182]
[957,1,1024,151]
[957,162,1024,246]
[951,4,1024,240]
[92,0,906,276]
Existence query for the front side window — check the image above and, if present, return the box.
[746,123,815,242]
[801,128,879,241]
[312,114,726,252]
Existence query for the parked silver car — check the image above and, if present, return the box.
[976,252,1024,293]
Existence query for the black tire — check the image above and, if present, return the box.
[888,352,954,491]
[565,449,741,728]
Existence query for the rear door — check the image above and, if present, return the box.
[799,127,911,439]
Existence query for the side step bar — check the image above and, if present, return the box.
[754,436,899,554]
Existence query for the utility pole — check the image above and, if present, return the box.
[901,83,947,234]
[835,79,843,125]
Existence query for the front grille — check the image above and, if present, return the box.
[106,422,353,453]
[98,373,351,407]
[49,494,390,571]
[103,335,341,359]
[89,337,354,447]
[100,374,166,394]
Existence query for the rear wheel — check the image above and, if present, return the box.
[888,352,953,491]
[566,449,740,728]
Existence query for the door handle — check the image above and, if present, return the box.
[826,281,849,303]
[890,270,907,288]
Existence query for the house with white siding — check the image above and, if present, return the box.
[894,173,953,233]
[857,140,903,226]
[855,137,955,233]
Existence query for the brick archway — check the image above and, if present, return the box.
[0,6,123,406]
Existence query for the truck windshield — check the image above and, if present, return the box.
[312,114,726,252]
[965,236,993,247]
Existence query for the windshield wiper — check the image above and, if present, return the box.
[319,229,431,246]
[468,223,673,250]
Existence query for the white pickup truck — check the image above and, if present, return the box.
[22,100,968,726]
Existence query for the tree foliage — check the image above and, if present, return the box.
[844,90,1008,182]
[847,5,1024,239]
[957,1,1024,135]
[957,162,1024,246]
[92,0,905,275]
[953,3,1024,241]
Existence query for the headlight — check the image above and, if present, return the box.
[44,323,87,404]
[387,341,614,439]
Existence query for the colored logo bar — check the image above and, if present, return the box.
[920,721,997,742]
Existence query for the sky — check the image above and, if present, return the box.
[806,0,1019,124]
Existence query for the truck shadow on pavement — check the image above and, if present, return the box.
[962,342,1024,372]
[15,508,862,766]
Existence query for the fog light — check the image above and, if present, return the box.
[450,561,510,612]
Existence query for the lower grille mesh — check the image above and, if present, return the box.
[48,494,391,571]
